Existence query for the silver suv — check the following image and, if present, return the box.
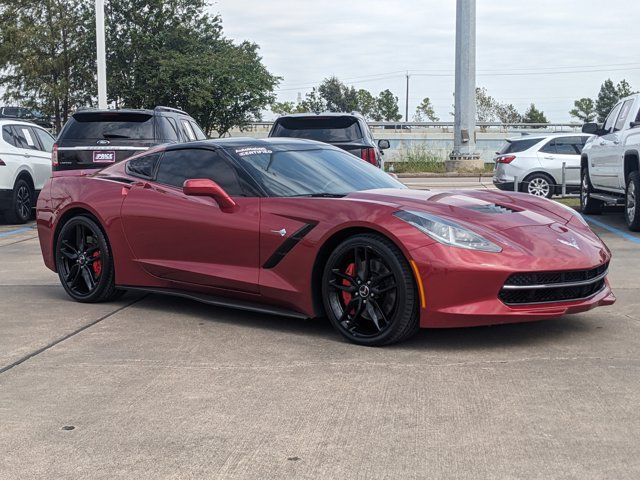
[493,133,592,198]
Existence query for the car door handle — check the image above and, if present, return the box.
[543,156,554,160]
[599,141,606,146]
[613,140,620,145]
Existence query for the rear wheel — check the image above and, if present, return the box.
[522,172,554,198]
[321,233,419,346]
[625,171,640,231]
[580,167,603,215]
[4,178,32,224]
[55,215,120,303]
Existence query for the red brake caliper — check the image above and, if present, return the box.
[92,251,102,277]
[342,263,356,308]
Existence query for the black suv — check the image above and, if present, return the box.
[268,113,390,168]
[0,106,53,129]
[53,106,206,171]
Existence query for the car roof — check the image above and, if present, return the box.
[0,118,43,128]
[166,137,333,151]
[274,112,364,120]
[506,132,590,142]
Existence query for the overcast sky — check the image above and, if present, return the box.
[212,0,640,122]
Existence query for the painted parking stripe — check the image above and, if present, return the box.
[584,216,640,245]
[0,227,34,238]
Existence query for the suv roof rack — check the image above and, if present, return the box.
[154,106,188,115]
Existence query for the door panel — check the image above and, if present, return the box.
[591,102,622,189]
[121,183,260,293]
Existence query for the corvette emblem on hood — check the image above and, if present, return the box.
[558,237,580,250]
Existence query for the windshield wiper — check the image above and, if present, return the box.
[292,193,346,198]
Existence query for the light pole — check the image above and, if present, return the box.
[95,0,107,109]
[448,0,482,172]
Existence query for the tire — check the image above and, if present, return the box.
[625,171,640,231]
[4,178,33,224]
[521,172,555,199]
[580,167,604,215]
[321,233,419,346]
[55,215,120,303]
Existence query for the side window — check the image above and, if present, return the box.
[603,102,622,134]
[189,120,207,140]
[539,140,556,154]
[614,99,634,132]
[33,128,55,152]
[126,153,161,179]
[3,107,18,117]
[156,148,244,196]
[12,126,39,150]
[2,126,16,146]
[554,137,580,155]
[181,119,196,141]
[157,116,179,142]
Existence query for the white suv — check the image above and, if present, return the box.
[0,119,55,223]
[493,133,592,198]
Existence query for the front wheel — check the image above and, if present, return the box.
[580,167,603,215]
[625,171,640,231]
[55,215,120,303]
[321,233,419,346]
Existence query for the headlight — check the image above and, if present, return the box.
[394,210,502,252]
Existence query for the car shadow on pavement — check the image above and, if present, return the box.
[135,292,597,350]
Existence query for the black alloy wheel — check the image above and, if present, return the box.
[5,178,32,224]
[322,234,419,346]
[55,215,120,302]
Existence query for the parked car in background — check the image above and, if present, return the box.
[493,133,592,198]
[53,106,206,171]
[580,93,640,230]
[0,106,53,129]
[268,112,390,168]
[0,119,55,223]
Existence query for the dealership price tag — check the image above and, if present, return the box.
[93,151,116,163]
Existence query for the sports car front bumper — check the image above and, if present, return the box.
[410,242,615,328]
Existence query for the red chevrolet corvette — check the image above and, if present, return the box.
[36,138,615,345]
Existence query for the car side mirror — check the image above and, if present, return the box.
[183,178,237,213]
[581,122,600,135]
[378,139,390,150]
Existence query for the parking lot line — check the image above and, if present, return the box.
[584,217,640,245]
[0,227,34,238]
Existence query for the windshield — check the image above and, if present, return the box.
[231,146,404,197]
[271,117,363,143]
[64,113,154,140]
[498,138,542,154]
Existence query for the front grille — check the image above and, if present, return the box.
[499,263,608,305]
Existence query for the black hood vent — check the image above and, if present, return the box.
[467,204,516,214]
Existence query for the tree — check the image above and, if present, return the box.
[414,97,439,122]
[0,0,95,131]
[375,89,402,121]
[299,88,326,113]
[522,103,548,125]
[475,87,498,122]
[317,76,358,112]
[495,103,521,124]
[595,79,619,123]
[616,79,634,98]
[271,101,297,116]
[355,89,378,120]
[569,98,596,122]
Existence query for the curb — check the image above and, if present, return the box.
[395,172,494,178]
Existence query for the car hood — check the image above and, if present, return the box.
[348,188,572,232]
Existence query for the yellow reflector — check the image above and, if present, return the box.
[409,260,427,309]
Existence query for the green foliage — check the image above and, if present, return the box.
[386,146,492,174]
[414,97,439,122]
[355,89,378,120]
[318,76,358,112]
[298,88,326,113]
[569,97,596,122]
[595,79,619,123]
[271,101,302,116]
[495,103,521,124]
[0,0,96,130]
[475,87,497,122]
[375,89,402,121]
[522,103,548,125]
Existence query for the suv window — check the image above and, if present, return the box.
[603,102,622,134]
[63,112,154,140]
[189,120,206,140]
[2,125,16,146]
[12,125,40,150]
[272,116,363,142]
[155,148,244,196]
[498,138,541,154]
[157,116,179,142]
[554,137,582,155]
[2,107,18,117]
[126,152,161,179]
[181,120,196,141]
[33,128,55,152]
[615,99,634,132]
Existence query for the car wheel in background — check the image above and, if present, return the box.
[4,178,32,224]
[522,173,554,198]
[321,233,419,346]
[580,167,603,215]
[625,171,640,231]
[55,215,121,303]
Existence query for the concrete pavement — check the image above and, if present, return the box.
[0,210,639,479]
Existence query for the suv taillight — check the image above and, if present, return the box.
[496,155,516,164]
[51,143,58,167]
[361,147,377,165]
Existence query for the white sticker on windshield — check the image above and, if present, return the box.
[235,147,272,157]
[21,128,35,146]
